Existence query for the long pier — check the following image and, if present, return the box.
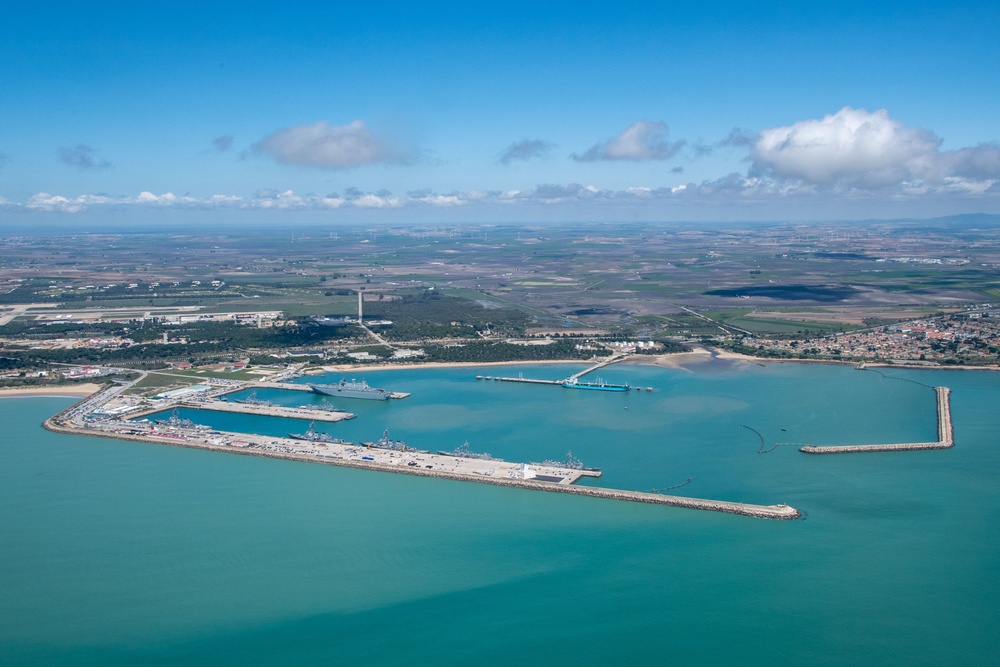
[476,353,653,390]
[42,394,799,520]
[800,386,953,454]
[127,398,356,423]
[565,352,630,381]
[188,400,355,422]
[477,374,562,385]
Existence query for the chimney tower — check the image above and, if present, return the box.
[357,290,363,324]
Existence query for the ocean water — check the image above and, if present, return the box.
[2,360,998,665]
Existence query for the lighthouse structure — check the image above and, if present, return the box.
[357,290,363,325]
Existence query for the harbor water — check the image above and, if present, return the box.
[2,359,998,665]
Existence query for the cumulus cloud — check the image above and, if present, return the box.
[213,135,234,152]
[499,139,555,164]
[940,143,1000,180]
[751,107,945,188]
[750,107,1000,190]
[573,120,685,162]
[58,144,113,171]
[251,120,401,169]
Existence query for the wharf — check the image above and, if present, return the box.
[800,386,953,454]
[476,354,652,392]
[255,382,313,392]
[478,375,561,385]
[565,352,630,382]
[129,400,356,423]
[43,410,799,521]
[258,381,409,399]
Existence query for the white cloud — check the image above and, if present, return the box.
[10,169,1000,218]
[352,194,403,208]
[415,194,465,207]
[752,107,943,188]
[751,108,1000,191]
[25,193,85,213]
[573,120,685,162]
[251,120,400,169]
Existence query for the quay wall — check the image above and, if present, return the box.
[42,417,799,521]
[801,386,953,455]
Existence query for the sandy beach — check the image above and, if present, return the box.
[0,383,102,399]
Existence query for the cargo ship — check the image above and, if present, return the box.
[309,379,392,400]
[561,377,630,392]
[288,421,351,445]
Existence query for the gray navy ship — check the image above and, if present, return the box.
[362,428,423,452]
[288,421,351,445]
[309,379,391,401]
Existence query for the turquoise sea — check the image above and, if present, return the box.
[2,359,998,665]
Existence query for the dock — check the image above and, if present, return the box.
[476,353,653,391]
[564,352,630,382]
[43,388,800,521]
[800,386,953,454]
[477,374,562,385]
[127,399,356,423]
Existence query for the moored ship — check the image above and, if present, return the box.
[288,421,351,445]
[362,428,422,452]
[309,379,391,400]
[154,408,208,429]
[535,450,601,472]
[232,391,276,407]
[438,440,497,461]
[561,377,630,392]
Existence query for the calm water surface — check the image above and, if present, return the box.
[2,360,998,665]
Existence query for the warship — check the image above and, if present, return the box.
[362,428,422,452]
[437,440,497,461]
[535,450,601,472]
[287,422,351,445]
[309,379,391,400]
[154,408,208,430]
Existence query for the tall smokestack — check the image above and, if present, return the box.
[358,290,363,324]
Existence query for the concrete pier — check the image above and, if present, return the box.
[128,400,356,423]
[565,352,629,382]
[800,386,953,454]
[43,396,799,520]
[485,376,562,386]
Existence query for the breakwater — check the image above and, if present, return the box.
[43,401,799,520]
[800,386,953,454]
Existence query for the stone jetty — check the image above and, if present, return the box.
[800,386,953,454]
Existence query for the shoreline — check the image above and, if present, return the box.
[0,383,103,399]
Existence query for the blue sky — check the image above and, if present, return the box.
[1,1,999,223]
